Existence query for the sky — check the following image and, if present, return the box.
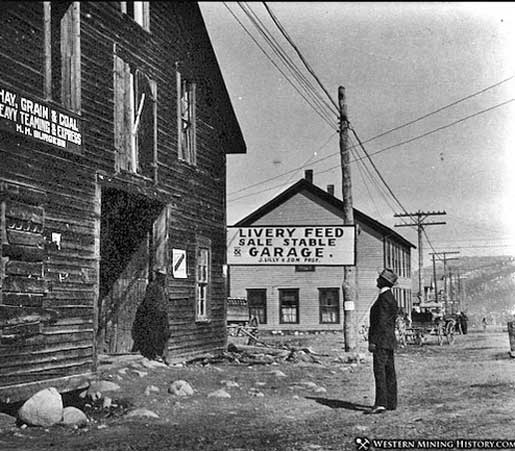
[198,2,515,267]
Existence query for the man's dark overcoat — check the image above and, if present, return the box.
[368,289,398,349]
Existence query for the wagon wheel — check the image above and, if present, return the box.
[446,321,456,345]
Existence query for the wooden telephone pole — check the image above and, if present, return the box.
[339,86,356,352]
[394,211,446,303]
[429,251,460,312]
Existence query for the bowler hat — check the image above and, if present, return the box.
[379,268,398,286]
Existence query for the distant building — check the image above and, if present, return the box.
[228,172,415,333]
[0,2,245,402]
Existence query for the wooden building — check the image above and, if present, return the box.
[228,172,414,333]
[0,2,245,402]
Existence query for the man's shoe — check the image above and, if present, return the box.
[367,406,386,414]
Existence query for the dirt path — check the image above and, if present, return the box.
[1,330,514,450]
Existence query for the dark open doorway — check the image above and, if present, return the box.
[98,188,166,354]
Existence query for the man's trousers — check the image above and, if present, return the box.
[373,348,397,409]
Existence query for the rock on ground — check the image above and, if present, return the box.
[168,380,194,396]
[86,380,121,396]
[61,407,88,427]
[125,409,159,419]
[208,389,231,398]
[18,387,63,427]
[0,413,17,430]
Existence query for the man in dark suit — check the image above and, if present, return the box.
[367,268,399,414]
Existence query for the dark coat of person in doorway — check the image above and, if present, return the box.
[367,268,399,414]
[132,269,170,363]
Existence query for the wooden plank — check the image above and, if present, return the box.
[2,244,45,261]
[0,372,93,404]
[2,293,44,307]
[6,230,44,247]
[0,305,59,324]
[1,346,93,372]
[4,202,44,224]
[2,276,47,293]
[5,260,43,277]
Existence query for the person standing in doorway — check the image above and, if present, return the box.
[132,268,171,364]
[367,268,399,414]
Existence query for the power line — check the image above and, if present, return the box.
[354,75,514,148]
[227,131,337,200]
[262,1,339,113]
[227,94,514,198]
[238,2,337,125]
[222,2,337,129]
[350,98,515,163]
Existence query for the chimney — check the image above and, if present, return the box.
[304,169,313,183]
[327,184,335,196]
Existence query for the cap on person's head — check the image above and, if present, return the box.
[378,268,398,286]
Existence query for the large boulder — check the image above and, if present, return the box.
[61,407,88,427]
[18,387,63,427]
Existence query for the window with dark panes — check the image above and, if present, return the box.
[177,71,196,165]
[279,289,299,324]
[43,2,81,112]
[247,289,266,324]
[319,288,340,324]
[113,51,156,179]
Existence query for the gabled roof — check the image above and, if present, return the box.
[233,178,416,249]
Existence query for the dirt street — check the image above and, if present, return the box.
[1,329,514,451]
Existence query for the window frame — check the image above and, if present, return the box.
[279,288,299,324]
[120,1,150,31]
[246,288,267,325]
[177,71,197,166]
[195,237,211,322]
[319,287,340,324]
[113,49,157,179]
[43,1,81,113]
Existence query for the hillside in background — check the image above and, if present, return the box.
[414,255,515,326]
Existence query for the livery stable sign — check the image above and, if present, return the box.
[0,86,83,154]
[227,225,356,266]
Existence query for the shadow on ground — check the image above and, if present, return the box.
[305,397,371,412]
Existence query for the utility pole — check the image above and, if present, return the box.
[431,253,438,303]
[339,86,356,352]
[429,251,460,313]
[394,211,446,303]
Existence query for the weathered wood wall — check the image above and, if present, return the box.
[0,2,245,400]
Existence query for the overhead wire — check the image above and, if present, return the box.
[223,2,337,130]
[237,2,337,126]
[262,1,339,112]
[227,78,514,197]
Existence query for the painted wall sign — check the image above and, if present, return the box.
[0,86,83,153]
[172,249,187,278]
[227,226,356,266]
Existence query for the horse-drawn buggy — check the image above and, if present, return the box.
[398,301,456,346]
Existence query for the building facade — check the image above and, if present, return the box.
[228,174,414,333]
[0,2,245,402]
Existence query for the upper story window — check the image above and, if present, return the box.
[120,1,150,31]
[43,2,81,113]
[113,50,157,179]
[177,72,197,165]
